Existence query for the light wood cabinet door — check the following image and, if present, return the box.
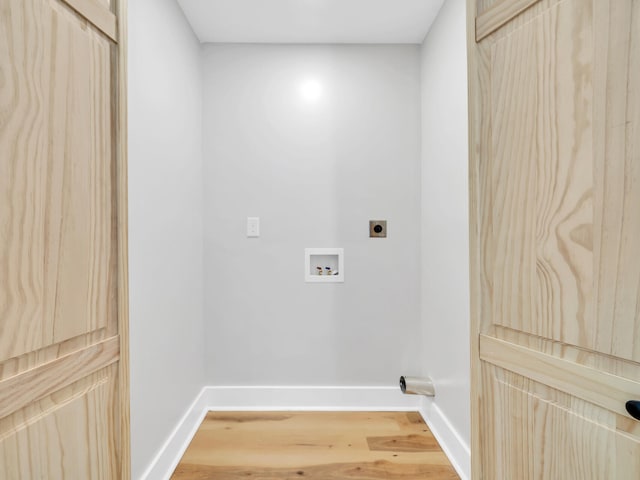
[0,0,129,478]
[468,0,640,478]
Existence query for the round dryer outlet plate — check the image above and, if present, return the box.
[369,220,387,238]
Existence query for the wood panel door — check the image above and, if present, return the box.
[0,0,129,478]
[468,0,640,478]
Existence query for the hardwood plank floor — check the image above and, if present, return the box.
[172,411,460,479]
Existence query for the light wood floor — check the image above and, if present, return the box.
[172,411,460,479]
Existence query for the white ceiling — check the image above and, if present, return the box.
[176,0,445,44]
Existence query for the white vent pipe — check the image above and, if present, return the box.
[399,376,435,397]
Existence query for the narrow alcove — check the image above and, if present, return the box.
[128,1,470,478]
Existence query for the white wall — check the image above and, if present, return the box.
[202,45,422,386]
[128,0,205,477]
[420,0,470,451]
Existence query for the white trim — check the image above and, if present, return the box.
[304,248,345,282]
[419,396,471,480]
[205,385,420,410]
[139,387,209,480]
[138,386,470,480]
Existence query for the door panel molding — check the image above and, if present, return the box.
[0,0,129,476]
[0,337,119,419]
[0,371,118,478]
[482,364,640,479]
[0,0,115,363]
[476,0,541,40]
[60,0,118,42]
[468,0,640,477]
[491,325,640,382]
[0,329,107,382]
[480,335,640,419]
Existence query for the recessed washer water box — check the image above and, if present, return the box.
[305,248,344,283]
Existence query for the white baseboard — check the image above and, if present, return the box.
[138,386,468,480]
[419,396,471,480]
[139,387,209,480]
[204,385,421,411]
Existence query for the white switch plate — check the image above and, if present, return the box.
[247,217,260,237]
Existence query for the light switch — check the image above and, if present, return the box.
[247,217,260,237]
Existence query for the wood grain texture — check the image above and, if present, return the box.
[366,435,439,453]
[60,0,118,41]
[0,0,114,362]
[0,337,119,419]
[492,325,640,383]
[0,0,129,477]
[476,0,500,17]
[469,0,640,477]
[0,331,107,382]
[593,0,640,363]
[172,412,459,479]
[481,0,640,360]
[476,0,541,40]
[490,0,594,349]
[467,1,482,478]
[174,461,458,480]
[481,364,640,479]
[0,367,119,479]
[480,335,640,418]
[114,0,131,476]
